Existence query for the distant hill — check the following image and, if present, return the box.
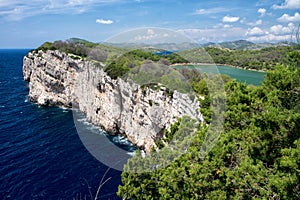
[202,40,293,50]
[104,42,200,51]
[219,40,255,50]
[56,36,299,51]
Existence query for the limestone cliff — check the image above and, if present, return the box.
[23,50,203,153]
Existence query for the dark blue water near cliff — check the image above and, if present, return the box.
[0,49,121,199]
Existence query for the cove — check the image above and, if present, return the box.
[174,65,265,86]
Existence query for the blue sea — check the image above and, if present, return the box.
[0,49,123,199]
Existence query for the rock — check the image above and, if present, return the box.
[23,50,203,153]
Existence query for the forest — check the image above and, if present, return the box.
[117,50,300,199]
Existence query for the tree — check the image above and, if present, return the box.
[118,55,300,199]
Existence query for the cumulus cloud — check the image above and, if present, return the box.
[96,18,114,24]
[240,17,263,26]
[246,27,265,36]
[278,12,300,22]
[222,15,240,23]
[270,23,295,35]
[258,8,266,17]
[247,34,290,42]
[272,0,300,9]
[178,27,246,43]
[246,22,296,42]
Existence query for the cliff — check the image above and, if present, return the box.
[23,50,203,153]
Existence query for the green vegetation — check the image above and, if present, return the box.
[117,52,300,199]
[180,45,300,71]
[35,39,188,80]
[35,38,300,73]
[36,38,126,63]
[105,49,187,79]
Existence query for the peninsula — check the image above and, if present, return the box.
[23,39,203,153]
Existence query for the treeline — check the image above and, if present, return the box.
[117,51,300,199]
[180,45,300,71]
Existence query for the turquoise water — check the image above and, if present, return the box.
[175,65,265,86]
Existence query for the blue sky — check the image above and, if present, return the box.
[0,0,299,48]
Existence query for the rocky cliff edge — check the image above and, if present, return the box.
[23,50,203,153]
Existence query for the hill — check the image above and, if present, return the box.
[202,40,293,50]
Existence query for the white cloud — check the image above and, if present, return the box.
[194,7,227,15]
[0,0,125,20]
[147,29,155,35]
[240,17,247,24]
[178,27,246,43]
[258,8,266,17]
[244,19,263,26]
[254,19,263,25]
[240,18,263,26]
[222,15,240,23]
[213,23,233,28]
[246,27,265,36]
[223,24,233,28]
[247,34,290,42]
[270,23,295,34]
[96,18,113,24]
[278,12,300,22]
[272,0,300,9]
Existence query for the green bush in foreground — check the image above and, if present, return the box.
[117,54,300,199]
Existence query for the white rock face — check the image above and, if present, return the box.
[23,50,203,153]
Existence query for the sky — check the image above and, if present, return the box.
[0,0,300,48]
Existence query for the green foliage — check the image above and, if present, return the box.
[163,118,182,143]
[285,50,300,67]
[105,49,188,79]
[155,139,165,149]
[36,39,125,63]
[37,41,57,51]
[105,57,131,79]
[180,45,300,71]
[118,54,300,199]
[37,40,89,57]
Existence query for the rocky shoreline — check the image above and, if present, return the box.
[23,50,203,153]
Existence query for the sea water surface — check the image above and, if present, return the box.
[0,49,123,199]
[175,65,265,86]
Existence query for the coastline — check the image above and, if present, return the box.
[170,62,266,73]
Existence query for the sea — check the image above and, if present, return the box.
[0,49,123,200]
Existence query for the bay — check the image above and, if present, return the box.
[174,64,265,86]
